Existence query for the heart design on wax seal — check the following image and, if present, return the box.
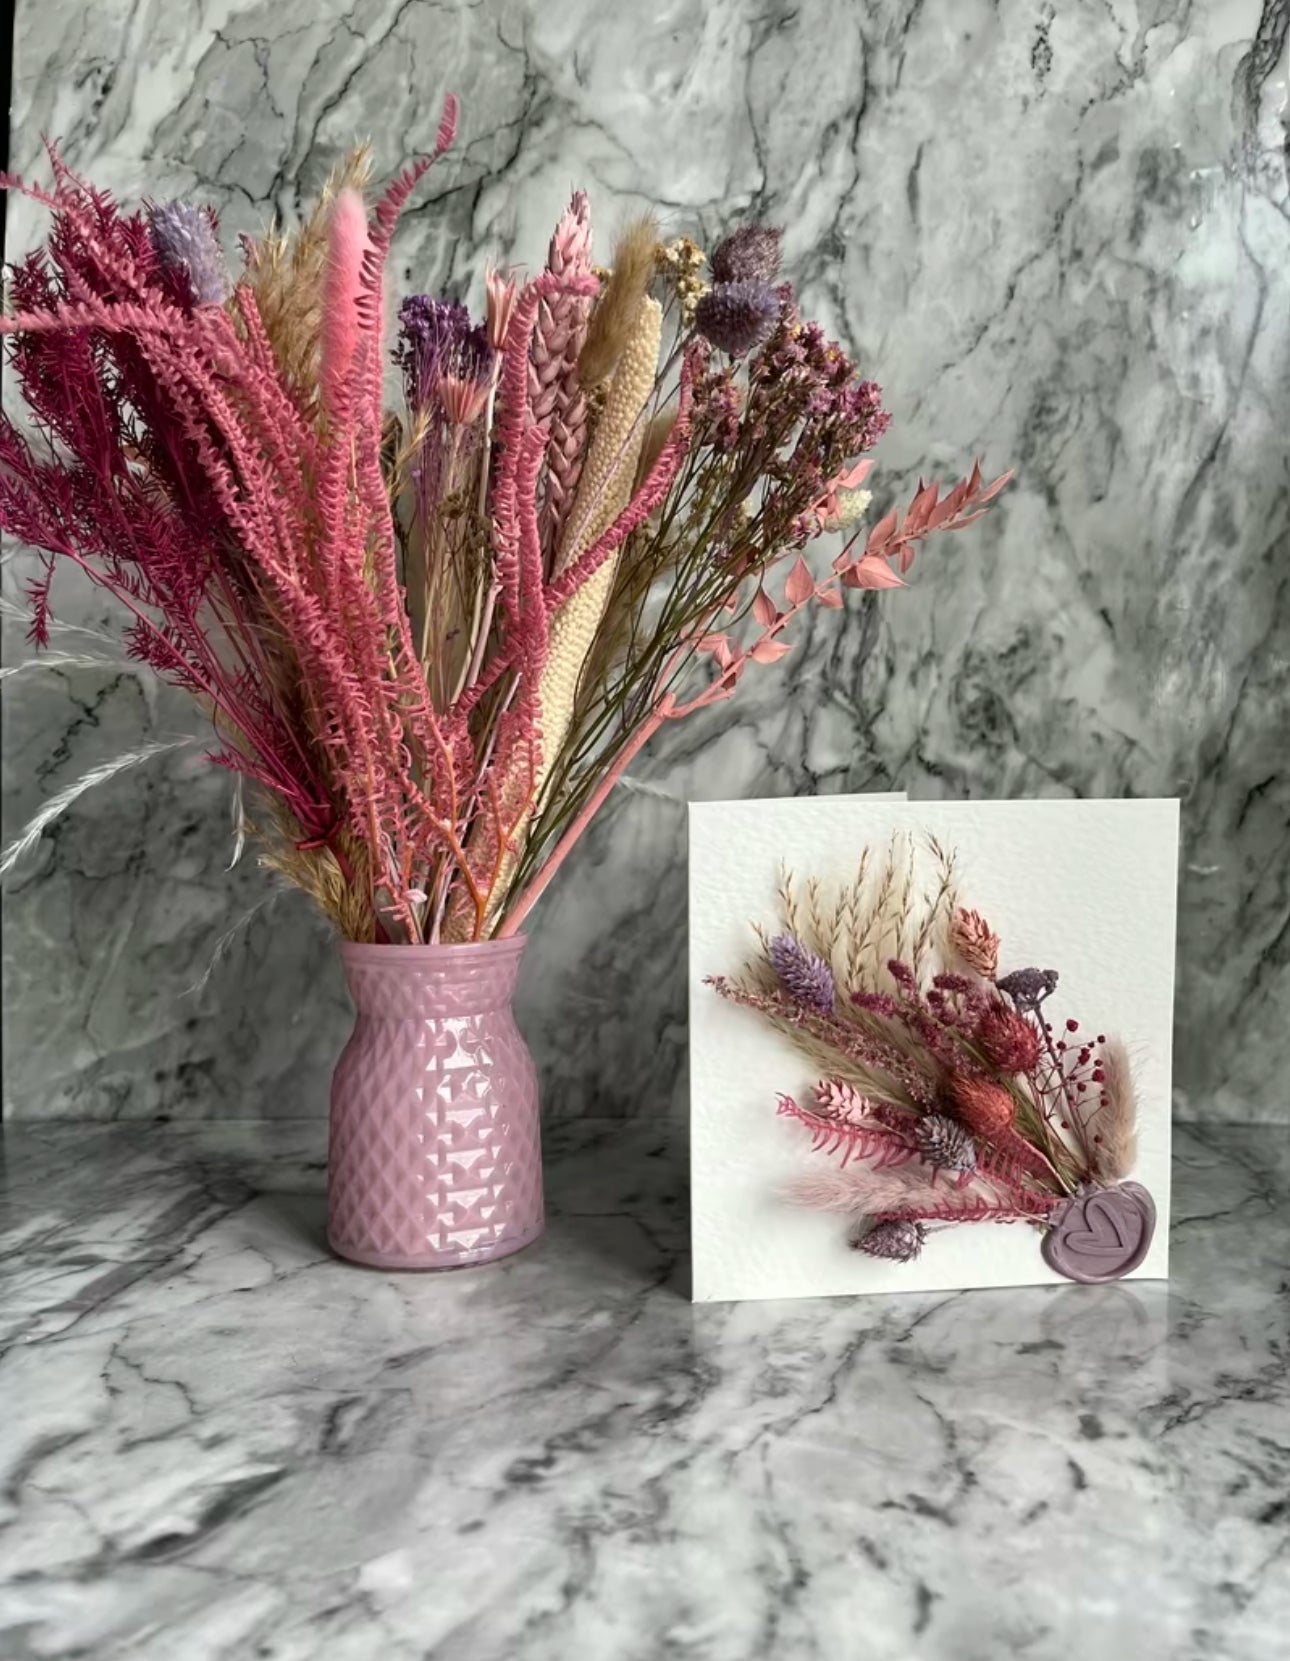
[1042,1182,1156,1284]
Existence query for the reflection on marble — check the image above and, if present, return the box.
[3,2,1289,1121]
[0,1118,1287,1658]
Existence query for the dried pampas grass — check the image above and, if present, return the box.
[0,737,200,878]
[577,215,658,387]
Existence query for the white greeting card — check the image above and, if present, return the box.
[689,797,1179,1303]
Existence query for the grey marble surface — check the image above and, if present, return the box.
[1,1116,1288,1659]
[3,1,1290,1123]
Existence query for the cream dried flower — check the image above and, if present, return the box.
[821,487,872,532]
[656,236,710,324]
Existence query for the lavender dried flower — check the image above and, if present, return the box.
[147,202,227,306]
[850,1218,926,1262]
[694,279,779,357]
[395,296,492,411]
[710,225,782,285]
[768,933,835,1015]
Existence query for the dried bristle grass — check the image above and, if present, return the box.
[256,804,373,940]
[578,215,659,387]
[772,835,960,999]
[713,970,903,1102]
[244,143,376,417]
[633,410,675,490]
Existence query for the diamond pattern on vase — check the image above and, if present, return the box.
[327,939,544,1270]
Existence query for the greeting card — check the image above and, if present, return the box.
[689,797,1179,1302]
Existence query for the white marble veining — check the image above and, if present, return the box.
[3,1,1289,1121]
[1,1116,1287,1658]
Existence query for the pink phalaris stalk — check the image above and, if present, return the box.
[530,191,595,568]
[321,188,369,420]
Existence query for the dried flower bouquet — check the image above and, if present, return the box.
[708,841,1156,1283]
[1,102,1010,948]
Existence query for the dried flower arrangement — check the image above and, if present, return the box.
[0,105,1011,947]
[707,840,1156,1283]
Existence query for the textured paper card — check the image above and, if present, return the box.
[689,797,1179,1303]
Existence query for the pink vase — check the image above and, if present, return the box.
[326,937,543,1270]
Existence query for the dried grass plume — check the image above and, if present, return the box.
[1090,1036,1139,1183]
[578,214,658,386]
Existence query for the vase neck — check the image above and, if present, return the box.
[339,939,526,1019]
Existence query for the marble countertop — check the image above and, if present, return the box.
[1,1119,1287,1660]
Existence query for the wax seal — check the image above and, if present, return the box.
[1042,1182,1156,1284]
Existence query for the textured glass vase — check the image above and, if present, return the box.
[327,937,543,1270]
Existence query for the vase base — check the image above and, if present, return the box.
[326,1220,544,1272]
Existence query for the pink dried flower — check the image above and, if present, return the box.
[976,999,1042,1074]
[694,279,779,357]
[532,190,595,563]
[950,907,1000,978]
[437,371,491,426]
[814,1078,864,1118]
[948,1074,1015,1140]
[485,267,520,351]
[710,224,782,284]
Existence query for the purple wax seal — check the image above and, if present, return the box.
[1042,1182,1156,1284]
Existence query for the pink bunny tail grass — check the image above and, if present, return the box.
[321,188,369,420]
[784,1158,1057,1225]
[1085,1035,1139,1183]
[783,1167,936,1217]
[783,1171,870,1215]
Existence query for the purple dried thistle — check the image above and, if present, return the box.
[710,225,783,285]
[851,1218,926,1262]
[768,933,835,1015]
[997,967,1060,1014]
[147,202,227,306]
[914,1114,977,1174]
[694,279,779,357]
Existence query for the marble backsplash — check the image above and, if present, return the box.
[2,0,1288,1123]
